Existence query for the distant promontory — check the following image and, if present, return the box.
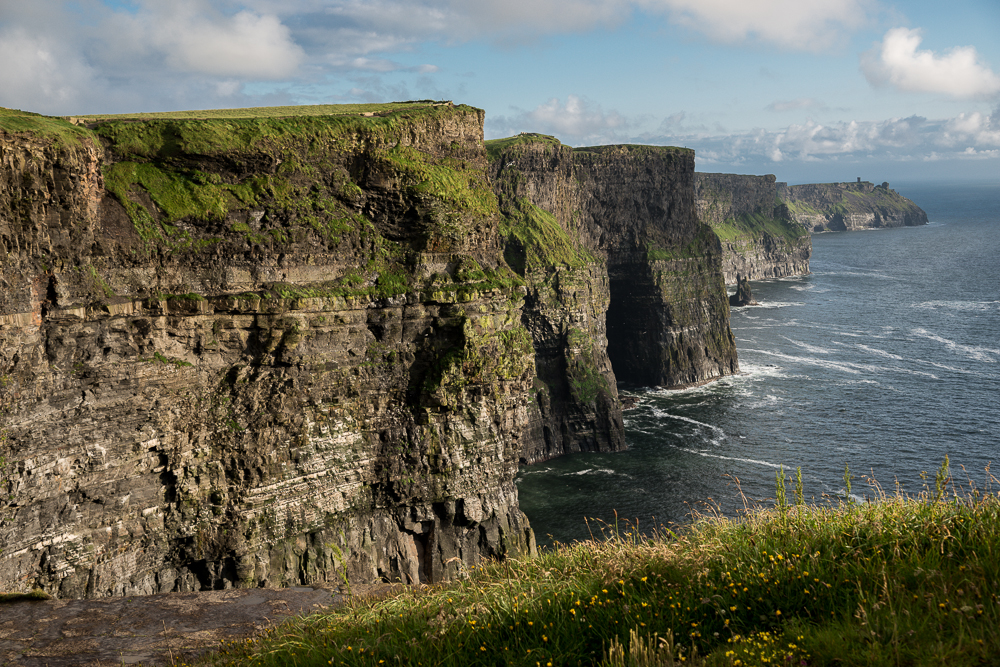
[778,179,928,232]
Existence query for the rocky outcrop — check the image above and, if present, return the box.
[729,275,758,307]
[490,137,738,463]
[0,105,536,597]
[695,173,811,284]
[0,112,739,597]
[778,180,927,232]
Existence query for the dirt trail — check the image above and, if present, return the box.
[0,585,353,666]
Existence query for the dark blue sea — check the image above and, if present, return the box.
[517,181,1000,546]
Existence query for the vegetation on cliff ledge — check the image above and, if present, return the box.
[710,211,809,248]
[198,463,999,667]
[0,107,95,147]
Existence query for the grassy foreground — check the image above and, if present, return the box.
[195,467,999,667]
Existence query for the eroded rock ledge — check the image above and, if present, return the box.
[0,108,737,597]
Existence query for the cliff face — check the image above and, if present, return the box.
[490,137,738,464]
[778,180,928,232]
[695,173,811,284]
[0,111,739,597]
[0,105,536,597]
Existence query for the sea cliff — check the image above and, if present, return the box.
[492,137,739,462]
[0,107,737,597]
[694,172,811,284]
[778,180,928,232]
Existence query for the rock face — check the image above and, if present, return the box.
[729,275,758,307]
[491,137,739,464]
[695,173,811,285]
[778,180,928,232]
[0,105,536,597]
[0,111,738,597]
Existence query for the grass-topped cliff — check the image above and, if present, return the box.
[197,461,1000,666]
[1,103,734,599]
[779,181,928,232]
[694,173,811,284]
[1,101,540,596]
[0,107,95,146]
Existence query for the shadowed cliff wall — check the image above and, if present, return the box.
[489,137,739,463]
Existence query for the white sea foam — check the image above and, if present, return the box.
[570,468,620,477]
[668,445,785,470]
[781,336,834,355]
[741,347,886,376]
[854,344,906,361]
[754,301,806,309]
[812,268,893,280]
[914,358,990,377]
[735,363,795,380]
[913,328,1000,363]
[913,300,1000,312]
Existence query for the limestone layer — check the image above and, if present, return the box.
[1,111,738,596]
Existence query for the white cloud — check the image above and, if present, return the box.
[112,1,304,79]
[0,26,103,110]
[766,98,826,113]
[163,12,303,78]
[333,0,873,50]
[668,110,1000,167]
[488,96,631,144]
[861,28,1000,99]
[645,0,873,51]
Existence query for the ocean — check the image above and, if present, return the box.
[516,181,1000,546]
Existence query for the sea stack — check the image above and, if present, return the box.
[729,274,758,306]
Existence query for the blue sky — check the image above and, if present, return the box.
[1,0,998,182]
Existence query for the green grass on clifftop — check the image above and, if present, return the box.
[73,101,450,122]
[90,103,466,158]
[484,134,563,161]
[0,107,95,147]
[711,212,810,247]
[196,462,1000,667]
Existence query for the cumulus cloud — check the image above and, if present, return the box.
[106,0,305,79]
[649,110,1000,168]
[861,28,1000,99]
[487,96,632,145]
[0,27,101,110]
[645,0,873,51]
[0,0,310,113]
[0,0,889,115]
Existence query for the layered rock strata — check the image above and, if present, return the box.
[777,180,927,232]
[0,105,536,597]
[490,137,739,462]
[695,173,811,284]
[1,111,740,597]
